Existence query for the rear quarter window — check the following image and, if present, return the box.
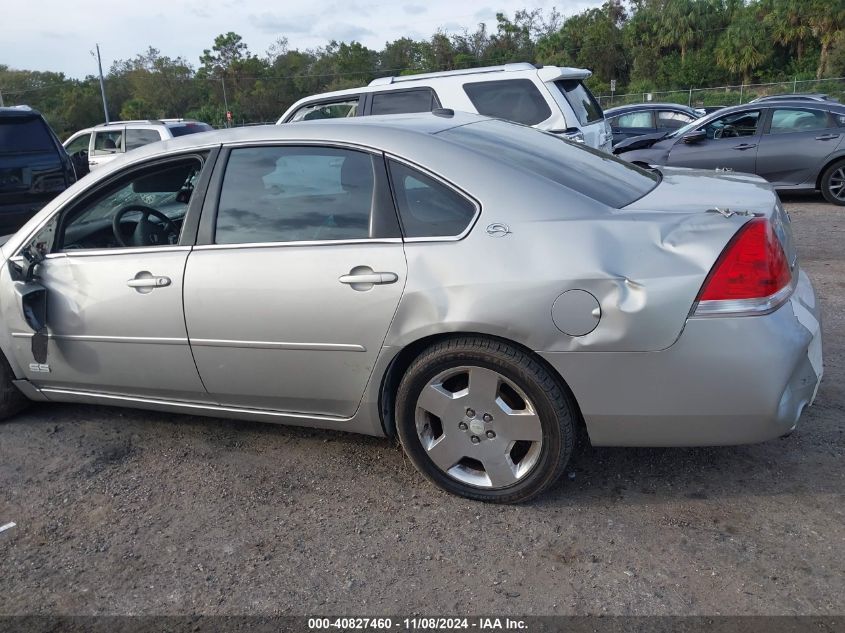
[437,119,659,209]
[167,122,213,137]
[555,80,604,125]
[463,79,552,126]
[0,116,56,154]
[371,89,439,115]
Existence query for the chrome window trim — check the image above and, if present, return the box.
[193,238,402,251]
[384,152,482,242]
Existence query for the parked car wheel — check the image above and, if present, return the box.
[395,337,576,503]
[820,159,845,206]
[0,354,28,420]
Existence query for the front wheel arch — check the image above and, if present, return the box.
[378,332,585,440]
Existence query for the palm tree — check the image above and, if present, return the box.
[807,0,845,78]
[658,0,699,62]
[763,0,813,61]
[715,12,769,85]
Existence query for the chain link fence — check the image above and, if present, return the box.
[597,77,845,109]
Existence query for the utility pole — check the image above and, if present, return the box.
[95,44,110,123]
[0,89,5,107]
[221,77,230,127]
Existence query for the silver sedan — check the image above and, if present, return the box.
[0,112,823,503]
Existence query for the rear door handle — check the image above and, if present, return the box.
[816,133,840,141]
[732,143,757,150]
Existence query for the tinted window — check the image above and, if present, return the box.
[65,133,91,155]
[0,116,55,154]
[555,80,604,125]
[59,157,203,251]
[289,99,359,122]
[463,79,552,126]
[438,119,659,208]
[371,89,438,115]
[167,122,214,137]
[769,108,830,134]
[704,110,761,139]
[125,128,163,150]
[657,110,695,128]
[614,111,654,128]
[388,161,476,238]
[92,130,122,154]
[216,147,376,244]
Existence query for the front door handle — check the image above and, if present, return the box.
[127,271,171,294]
[339,267,398,291]
[816,133,840,141]
[732,143,757,150]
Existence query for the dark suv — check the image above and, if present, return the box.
[0,106,76,235]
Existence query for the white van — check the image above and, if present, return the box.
[277,63,613,152]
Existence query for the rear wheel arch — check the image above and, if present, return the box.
[816,154,845,191]
[378,332,585,439]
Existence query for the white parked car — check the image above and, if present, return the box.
[277,63,613,152]
[63,119,212,175]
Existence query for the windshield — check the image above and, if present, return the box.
[167,122,214,137]
[437,119,659,208]
[554,80,604,125]
[0,116,55,154]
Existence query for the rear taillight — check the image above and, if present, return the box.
[693,218,793,317]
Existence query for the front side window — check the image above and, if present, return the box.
[614,111,654,128]
[125,128,163,150]
[657,110,696,129]
[388,161,476,238]
[554,79,604,125]
[289,99,359,122]
[703,110,761,139]
[769,108,831,134]
[215,146,376,244]
[56,156,203,251]
[92,129,123,155]
[463,79,552,126]
[371,89,439,115]
[65,133,91,155]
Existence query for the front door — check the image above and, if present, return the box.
[1,153,211,402]
[667,108,762,175]
[184,144,406,417]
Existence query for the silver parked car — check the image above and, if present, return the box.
[0,112,823,503]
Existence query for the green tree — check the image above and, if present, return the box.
[715,9,770,84]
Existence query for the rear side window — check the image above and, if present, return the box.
[657,110,695,129]
[555,80,603,125]
[0,116,55,154]
[769,108,831,134]
[289,99,359,122]
[438,119,659,208]
[371,89,439,115]
[388,161,476,238]
[215,146,376,244]
[463,79,552,126]
[125,128,163,150]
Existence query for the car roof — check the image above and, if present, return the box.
[604,103,698,115]
[719,99,845,113]
[0,105,43,119]
[752,93,832,102]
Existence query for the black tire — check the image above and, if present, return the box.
[0,353,29,421]
[820,159,845,206]
[395,336,576,503]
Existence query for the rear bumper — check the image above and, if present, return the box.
[540,269,823,446]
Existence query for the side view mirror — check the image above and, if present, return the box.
[70,151,90,178]
[683,130,707,144]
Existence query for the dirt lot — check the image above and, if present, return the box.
[0,193,843,617]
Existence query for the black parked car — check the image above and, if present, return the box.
[0,106,76,234]
[614,99,845,205]
[604,103,701,146]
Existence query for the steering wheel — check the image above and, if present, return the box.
[112,205,179,247]
[715,125,738,139]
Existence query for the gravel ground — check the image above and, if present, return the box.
[0,193,843,616]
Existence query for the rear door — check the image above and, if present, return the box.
[666,108,762,174]
[756,107,842,186]
[183,144,406,417]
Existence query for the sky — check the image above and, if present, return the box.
[1,0,603,78]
